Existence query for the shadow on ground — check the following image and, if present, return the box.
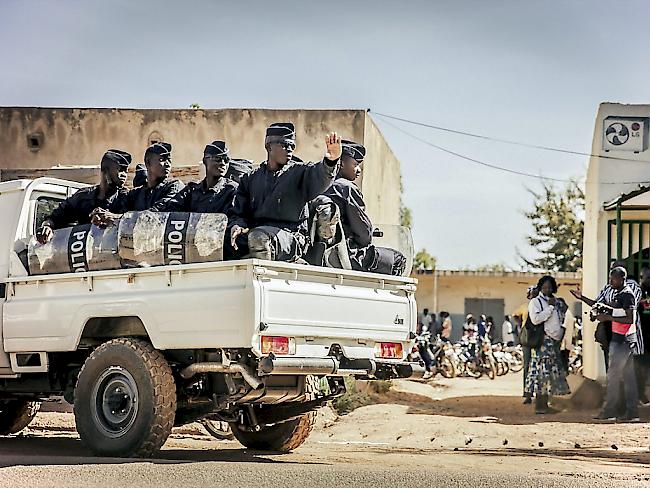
[0,435,321,468]
[371,390,650,425]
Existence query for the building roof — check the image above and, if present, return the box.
[414,269,582,280]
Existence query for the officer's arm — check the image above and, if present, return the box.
[151,180,185,209]
[301,133,342,200]
[150,183,189,212]
[343,184,373,247]
[227,175,252,229]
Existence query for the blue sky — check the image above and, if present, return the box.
[2,0,650,268]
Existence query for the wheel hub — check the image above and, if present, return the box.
[91,366,139,438]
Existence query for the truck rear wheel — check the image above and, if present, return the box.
[74,338,176,457]
[0,400,40,435]
[230,375,318,452]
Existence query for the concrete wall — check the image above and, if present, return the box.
[0,107,400,225]
[583,103,650,381]
[415,270,581,342]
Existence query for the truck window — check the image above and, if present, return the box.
[34,196,63,233]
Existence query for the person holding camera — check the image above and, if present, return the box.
[594,267,640,422]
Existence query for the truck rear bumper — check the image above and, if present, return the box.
[258,355,425,380]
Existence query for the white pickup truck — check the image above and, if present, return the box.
[0,177,422,457]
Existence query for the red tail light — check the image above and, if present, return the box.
[375,342,403,359]
[261,336,295,355]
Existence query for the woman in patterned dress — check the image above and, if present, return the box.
[525,275,571,414]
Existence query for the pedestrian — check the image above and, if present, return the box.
[419,308,433,334]
[228,123,341,262]
[440,311,453,341]
[521,285,538,404]
[36,149,131,243]
[636,267,650,406]
[594,267,639,422]
[502,315,515,346]
[477,314,488,340]
[525,275,571,414]
[463,314,476,338]
[571,260,642,371]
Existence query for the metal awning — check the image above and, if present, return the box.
[604,185,650,210]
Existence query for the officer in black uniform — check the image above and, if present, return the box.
[132,163,148,188]
[323,140,406,275]
[228,123,341,261]
[150,140,238,213]
[92,142,184,226]
[36,149,131,243]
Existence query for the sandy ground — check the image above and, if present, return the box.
[0,372,649,486]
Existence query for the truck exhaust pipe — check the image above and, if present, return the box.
[179,362,263,389]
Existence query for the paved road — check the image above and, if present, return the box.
[0,435,646,488]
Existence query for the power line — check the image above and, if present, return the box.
[371,110,650,165]
[377,116,650,186]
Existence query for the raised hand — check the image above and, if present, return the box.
[324,132,342,161]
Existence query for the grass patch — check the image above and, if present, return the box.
[333,377,393,415]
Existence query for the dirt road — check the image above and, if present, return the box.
[0,373,648,487]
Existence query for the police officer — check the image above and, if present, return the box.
[228,123,341,261]
[323,140,406,275]
[150,140,238,213]
[36,149,131,243]
[92,142,184,226]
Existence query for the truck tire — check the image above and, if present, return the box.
[74,338,176,458]
[230,375,318,452]
[0,400,40,435]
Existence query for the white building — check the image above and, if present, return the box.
[583,103,650,381]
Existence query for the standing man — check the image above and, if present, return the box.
[636,267,650,405]
[228,123,341,261]
[502,315,515,346]
[522,285,539,404]
[322,140,406,275]
[149,140,237,213]
[36,149,131,243]
[440,311,453,341]
[571,260,642,370]
[92,142,184,226]
[595,267,639,422]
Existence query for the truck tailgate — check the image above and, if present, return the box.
[252,264,416,359]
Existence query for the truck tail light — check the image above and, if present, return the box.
[375,342,403,359]
[261,336,295,355]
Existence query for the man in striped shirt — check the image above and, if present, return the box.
[571,261,643,370]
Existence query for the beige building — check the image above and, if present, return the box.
[415,269,581,342]
[0,107,401,226]
[583,102,650,381]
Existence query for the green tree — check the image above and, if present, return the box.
[400,205,413,229]
[520,180,584,272]
[189,103,201,109]
[474,263,508,273]
[414,248,436,270]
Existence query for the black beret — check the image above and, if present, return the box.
[204,140,229,157]
[103,149,132,169]
[226,158,253,183]
[265,122,296,141]
[145,142,172,160]
[133,163,147,187]
[341,140,366,162]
